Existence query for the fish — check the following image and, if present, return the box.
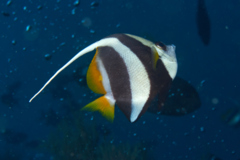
[46,66,199,116]
[196,0,211,45]
[29,34,178,123]
[148,77,201,116]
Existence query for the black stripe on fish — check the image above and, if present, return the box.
[97,46,132,120]
[108,34,173,121]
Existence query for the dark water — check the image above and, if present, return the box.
[0,0,240,159]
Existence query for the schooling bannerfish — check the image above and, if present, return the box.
[29,34,178,123]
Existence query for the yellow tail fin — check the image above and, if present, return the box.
[81,96,115,122]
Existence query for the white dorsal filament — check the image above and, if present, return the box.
[29,41,102,102]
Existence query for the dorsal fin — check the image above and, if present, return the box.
[29,40,103,102]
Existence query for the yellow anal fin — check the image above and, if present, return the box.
[87,48,106,94]
[81,96,115,122]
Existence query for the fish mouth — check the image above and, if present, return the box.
[155,44,177,63]
[165,44,177,62]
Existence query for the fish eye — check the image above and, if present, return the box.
[155,42,167,51]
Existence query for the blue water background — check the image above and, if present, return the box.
[0,0,240,159]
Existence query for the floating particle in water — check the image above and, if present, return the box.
[81,17,92,27]
[74,0,80,6]
[37,5,43,10]
[200,127,204,132]
[24,26,40,41]
[91,1,99,9]
[184,132,189,136]
[11,40,16,45]
[211,98,219,105]
[90,29,95,34]
[1,11,10,17]
[44,54,52,61]
[23,6,27,11]
[200,79,206,87]
[59,42,66,46]
[71,8,76,15]
[6,0,12,6]
[26,25,31,31]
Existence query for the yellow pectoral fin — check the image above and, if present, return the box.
[81,96,115,122]
[87,48,106,94]
[151,46,159,69]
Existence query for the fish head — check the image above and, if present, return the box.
[154,43,178,79]
[155,42,177,62]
